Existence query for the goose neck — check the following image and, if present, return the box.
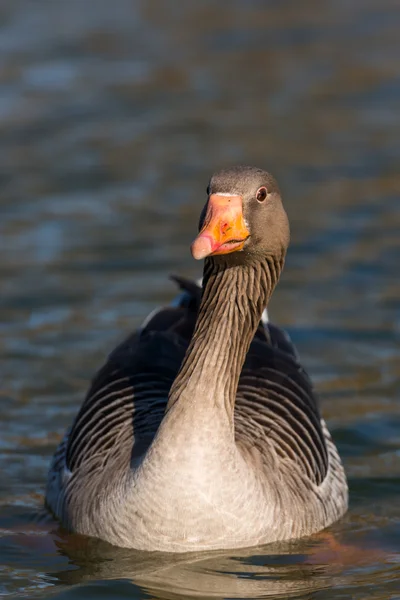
[167,254,283,420]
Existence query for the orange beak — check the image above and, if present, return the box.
[191,194,250,260]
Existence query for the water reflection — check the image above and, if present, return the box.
[45,533,362,599]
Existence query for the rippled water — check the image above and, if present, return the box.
[1,0,399,598]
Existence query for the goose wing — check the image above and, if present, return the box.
[236,328,329,487]
[46,278,198,516]
[65,276,201,473]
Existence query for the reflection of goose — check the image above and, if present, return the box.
[46,166,348,551]
[51,533,334,599]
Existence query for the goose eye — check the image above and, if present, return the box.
[256,187,268,203]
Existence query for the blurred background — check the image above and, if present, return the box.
[0,1,399,598]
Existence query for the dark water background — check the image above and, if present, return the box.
[1,0,400,598]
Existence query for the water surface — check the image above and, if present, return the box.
[1,0,399,598]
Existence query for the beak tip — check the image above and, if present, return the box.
[191,235,213,260]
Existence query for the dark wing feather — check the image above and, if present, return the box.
[65,277,198,473]
[236,329,329,486]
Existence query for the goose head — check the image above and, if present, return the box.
[191,166,290,264]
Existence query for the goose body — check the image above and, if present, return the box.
[46,166,348,551]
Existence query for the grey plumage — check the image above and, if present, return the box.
[45,167,348,551]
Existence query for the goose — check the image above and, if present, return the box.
[46,166,348,552]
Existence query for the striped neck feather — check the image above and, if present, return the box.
[166,254,284,421]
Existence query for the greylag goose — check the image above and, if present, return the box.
[46,166,348,552]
